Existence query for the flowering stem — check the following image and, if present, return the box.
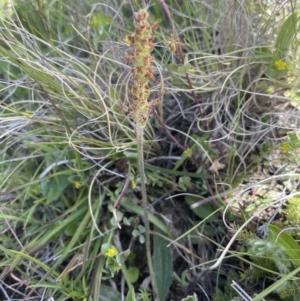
[125,9,160,299]
[136,125,159,300]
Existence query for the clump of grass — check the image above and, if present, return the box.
[1,0,300,300]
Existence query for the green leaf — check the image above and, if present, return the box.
[138,225,145,233]
[181,293,198,301]
[267,224,300,267]
[126,285,137,301]
[109,86,119,100]
[90,12,113,29]
[121,201,171,236]
[100,284,122,301]
[101,243,111,255]
[127,267,140,284]
[289,90,300,109]
[39,179,51,197]
[184,54,189,65]
[178,176,191,191]
[173,151,190,171]
[105,257,120,276]
[251,265,300,301]
[64,222,78,236]
[178,63,192,74]
[264,64,287,79]
[275,12,300,57]
[110,210,124,226]
[69,291,84,298]
[185,195,217,221]
[153,226,173,301]
[132,230,140,237]
[145,163,211,179]
[167,63,180,73]
[42,174,70,203]
[172,271,188,286]
[139,235,145,244]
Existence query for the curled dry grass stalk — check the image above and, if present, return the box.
[1,0,300,300]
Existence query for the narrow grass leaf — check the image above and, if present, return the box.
[251,264,300,301]
[275,12,300,57]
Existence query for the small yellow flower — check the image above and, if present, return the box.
[105,247,118,258]
[32,188,40,195]
[274,59,287,71]
[131,180,137,189]
[90,17,99,27]
[124,35,130,44]
[184,148,192,158]
[282,142,290,152]
[74,181,82,189]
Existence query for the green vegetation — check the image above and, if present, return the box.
[1,0,300,300]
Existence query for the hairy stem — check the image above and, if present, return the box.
[136,125,159,300]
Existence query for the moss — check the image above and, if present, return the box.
[284,197,300,224]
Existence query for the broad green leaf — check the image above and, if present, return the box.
[100,284,122,301]
[46,174,70,203]
[153,225,173,301]
[264,63,287,79]
[64,222,78,236]
[127,267,140,284]
[178,63,192,74]
[185,195,217,221]
[267,224,300,267]
[167,63,180,73]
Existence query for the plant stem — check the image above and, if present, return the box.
[136,125,159,301]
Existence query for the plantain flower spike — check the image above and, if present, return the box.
[126,9,158,128]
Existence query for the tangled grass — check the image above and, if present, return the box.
[1,0,300,300]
